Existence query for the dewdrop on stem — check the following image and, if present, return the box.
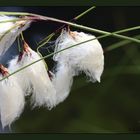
[0,64,25,128]
[53,28,104,104]
[8,40,56,109]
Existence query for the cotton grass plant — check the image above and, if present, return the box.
[0,64,25,129]
[0,6,140,129]
[0,16,31,57]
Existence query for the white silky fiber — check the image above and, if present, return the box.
[8,43,56,109]
[0,16,31,57]
[0,72,25,128]
[53,29,104,104]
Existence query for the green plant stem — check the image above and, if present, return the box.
[0,11,140,81]
[114,26,140,33]
[0,12,30,16]
[74,6,96,20]
[20,32,25,41]
[38,26,140,49]
[0,11,140,43]
[0,23,21,41]
[37,33,54,53]
[0,37,100,82]
[0,26,140,82]
[34,15,140,43]
[38,6,96,45]
[0,18,29,24]
[36,32,55,70]
[32,15,140,43]
[17,36,21,52]
[105,34,140,51]
[37,33,55,46]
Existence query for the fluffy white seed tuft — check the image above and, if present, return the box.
[0,16,31,57]
[52,63,73,105]
[53,29,104,82]
[0,71,25,128]
[8,43,56,109]
[52,29,104,104]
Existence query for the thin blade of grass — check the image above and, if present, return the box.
[105,34,140,52]
[37,6,96,45]
[38,26,140,50]
[0,11,140,43]
[0,25,140,81]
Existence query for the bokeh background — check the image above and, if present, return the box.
[0,6,140,133]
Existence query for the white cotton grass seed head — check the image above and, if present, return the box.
[0,64,25,129]
[0,15,31,57]
[8,41,56,109]
[8,55,32,96]
[0,16,15,34]
[53,29,104,83]
[52,63,74,105]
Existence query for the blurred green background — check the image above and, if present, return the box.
[0,6,140,133]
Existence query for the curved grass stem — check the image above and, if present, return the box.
[0,11,140,81]
[0,23,21,41]
[37,6,96,45]
[105,34,140,52]
[17,36,21,52]
[0,11,140,43]
[0,26,140,82]
[38,26,140,49]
